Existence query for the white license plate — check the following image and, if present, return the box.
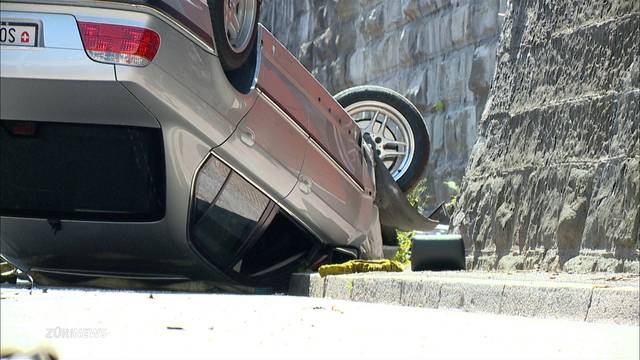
[0,22,38,47]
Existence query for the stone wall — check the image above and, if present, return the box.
[451,0,640,272]
[260,0,506,206]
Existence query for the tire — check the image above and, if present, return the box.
[210,0,260,71]
[335,85,430,192]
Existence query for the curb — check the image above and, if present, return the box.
[289,272,639,325]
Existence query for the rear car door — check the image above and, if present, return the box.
[213,90,308,200]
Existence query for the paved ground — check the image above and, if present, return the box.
[1,286,638,359]
[290,270,640,325]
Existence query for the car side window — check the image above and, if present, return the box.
[190,156,270,269]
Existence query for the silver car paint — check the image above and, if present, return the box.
[1,0,217,53]
[256,32,368,188]
[214,91,308,201]
[0,1,384,278]
[0,3,220,278]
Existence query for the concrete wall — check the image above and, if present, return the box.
[451,0,640,273]
[260,0,506,207]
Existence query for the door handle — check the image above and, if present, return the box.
[240,127,255,147]
[298,175,312,194]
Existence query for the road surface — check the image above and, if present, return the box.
[1,286,638,359]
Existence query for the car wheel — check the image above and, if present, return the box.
[335,86,430,192]
[211,0,260,71]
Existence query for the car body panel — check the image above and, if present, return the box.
[0,10,81,48]
[1,0,216,52]
[257,31,367,189]
[214,91,308,201]
[0,3,223,280]
[283,138,374,247]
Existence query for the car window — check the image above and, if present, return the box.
[0,121,165,221]
[190,157,270,269]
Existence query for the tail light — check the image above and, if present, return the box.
[9,122,38,136]
[3,121,38,136]
[77,21,160,67]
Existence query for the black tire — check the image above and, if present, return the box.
[335,86,430,192]
[210,0,260,71]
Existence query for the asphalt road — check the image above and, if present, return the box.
[1,286,638,359]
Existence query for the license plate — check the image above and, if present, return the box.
[0,22,38,47]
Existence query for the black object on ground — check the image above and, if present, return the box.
[411,234,465,271]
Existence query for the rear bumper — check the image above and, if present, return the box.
[0,49,162,129]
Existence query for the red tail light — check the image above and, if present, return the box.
[77,21,160,67]
[5,121,38,136]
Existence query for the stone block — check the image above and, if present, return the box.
[397,66,428,111]
[383,0,405,29]
[470,0,499,40]
[323,275,354,300]
[501,284,592,321]
[297,41,314,69]
[438,281,503,314]
[594,258,623,273]
[350,277,402,304]
[399,20,424,64]
[430,113,446,151]
[335,22,357,55]
[587,287,640,325]
[309,273,325,298]
[335,0,361,21]
[418,0,450,17]
[497,255,525,271]
[563,255,598,273]
[469,42,497,100]
[622,260,639,274]
[347,48,366,85]
[361,3,384,41]
[400,279,441,308]
[401,0,423,20]
[311,27,336,63]
[444,108,473,155]
[450,4,470,46]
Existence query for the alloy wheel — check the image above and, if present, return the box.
[344,101,416,181]
[224,0,258,54]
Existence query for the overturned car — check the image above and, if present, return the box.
[0,0,452,291]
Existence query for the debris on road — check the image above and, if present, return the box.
[318,260,403,277]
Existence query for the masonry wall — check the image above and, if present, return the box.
[260,0,506,206]
[451,0,640,272]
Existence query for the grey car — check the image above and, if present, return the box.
[0,0,438,290]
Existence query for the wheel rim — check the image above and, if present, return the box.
[344,101,415,181]
[224,0,258,54]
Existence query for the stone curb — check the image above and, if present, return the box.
[289,272,639,325]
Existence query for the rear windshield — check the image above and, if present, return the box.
[0,121,165,221]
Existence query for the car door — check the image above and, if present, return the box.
[214,90,308,200]
[283,139,376,247]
